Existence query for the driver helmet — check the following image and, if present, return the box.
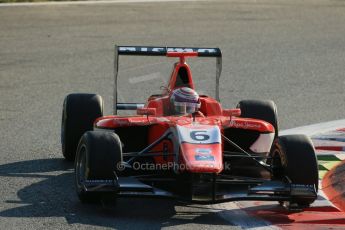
[170,87,200,115]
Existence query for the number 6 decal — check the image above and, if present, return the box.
[177,125,221,144]
[190,131,210,141]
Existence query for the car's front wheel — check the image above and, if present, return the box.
[270,134,319,206]
[75,131,123,203]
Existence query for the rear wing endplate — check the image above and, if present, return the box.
[114,45,222,115]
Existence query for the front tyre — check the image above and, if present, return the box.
[75,131,123,203]
[61,93,103,161]
[270,135,319,206]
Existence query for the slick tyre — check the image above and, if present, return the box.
[270,135,319,206]
[61,93,103,161]
[237,100,278,137]
[75,131,123,203]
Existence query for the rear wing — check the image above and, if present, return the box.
[114,45,222,115]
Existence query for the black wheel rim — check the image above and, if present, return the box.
[75,145,87,192]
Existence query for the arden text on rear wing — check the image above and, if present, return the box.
[113,45,222,115]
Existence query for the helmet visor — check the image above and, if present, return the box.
[174,101,200,114]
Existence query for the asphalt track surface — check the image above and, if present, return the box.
[0,0,345,229]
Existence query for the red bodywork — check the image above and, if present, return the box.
[95,52,275,174]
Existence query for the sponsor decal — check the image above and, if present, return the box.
[290,184,316,196]
[155,117,170,122]
[195,148,212,155]
[291,184,315,189]
[119,47,218,54]
[114,119,128,126]
[229,120,261,129]
[114,118,149,127]
[195,148,214,161]
[195,154,215,161]
[130,121,147,125]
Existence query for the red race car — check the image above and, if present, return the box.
[61,46,318,210]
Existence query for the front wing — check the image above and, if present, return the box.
[81,175,317,205]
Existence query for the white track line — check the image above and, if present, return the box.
[215,202,280,230]
[0,0,207,7]
[280,119,345,136]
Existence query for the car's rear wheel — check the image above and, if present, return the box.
[237,100,278,138]
[61,93,103,161]
[270,135,319,206]
[75,131,123,203]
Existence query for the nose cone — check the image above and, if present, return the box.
[175,124,223,173]
[180,143,223,173]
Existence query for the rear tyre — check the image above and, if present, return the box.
[237,100,278,137]
[270,135,319,206]
[61,93,103,161]
[75,131,123,203]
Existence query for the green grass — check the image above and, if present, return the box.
[317,155,342,179]
[317,155,341,162]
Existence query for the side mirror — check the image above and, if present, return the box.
[223,108,241,117]
[137,108,156,116]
